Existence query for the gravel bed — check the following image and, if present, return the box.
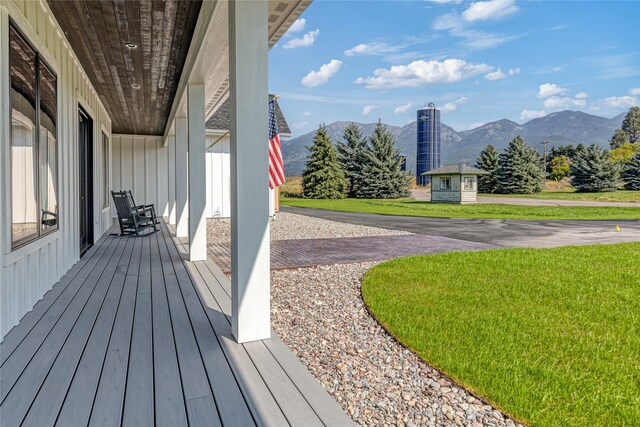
[271,263,522,427]
[207,212,410,244]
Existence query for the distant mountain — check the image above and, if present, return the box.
[282,110,626,175]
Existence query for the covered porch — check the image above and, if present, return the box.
[0,222,351,426]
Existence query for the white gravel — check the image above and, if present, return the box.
[207,212,410,244]
[271,263,521,427]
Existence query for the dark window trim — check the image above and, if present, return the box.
[102,131,110,209]
[9,20,59,251]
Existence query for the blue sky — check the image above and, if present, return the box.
[268,0,640,135]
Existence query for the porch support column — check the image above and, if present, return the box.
[229,0,270,343]
[168,134,176,225]
[175,117,188,237]
[187,83,207,261]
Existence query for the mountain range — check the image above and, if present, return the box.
[282,110,626,176]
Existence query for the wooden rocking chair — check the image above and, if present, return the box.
[111,191,158,236]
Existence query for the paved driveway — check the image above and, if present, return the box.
[282,206,640,248]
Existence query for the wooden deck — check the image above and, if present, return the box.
[0,223,352,427]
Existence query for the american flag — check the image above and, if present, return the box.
[268,99,285,189]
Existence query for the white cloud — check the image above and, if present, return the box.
[433,13,519,50]
[520,109,546,121]
[344,42,398,57]
[288,18,306,33]
[552,66,562,72]
[301,59,342,87]
[462,0,518,22]
[441,96,469,112]
[354,59,492,89]
[538,83,568,98]
[293,121,309,130]
[630,87,640,96]
[283,29,320,49]
[431,0,464,3]
[508,67,521,76]
[603,96,638,109]
[484,68,506,80]
[544,96,587,110]
[575,92,589,99]
[394,103,413,114]
[303,111,312,116]
[362,105,377,116]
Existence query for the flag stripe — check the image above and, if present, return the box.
[268,99,285,189]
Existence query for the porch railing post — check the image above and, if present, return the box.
[168,134,176,225]
[175,117,188,237]
[187,83,207,261]
[229,0,270,343]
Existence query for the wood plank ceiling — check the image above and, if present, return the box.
[47,0,202,135]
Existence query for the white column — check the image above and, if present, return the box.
[229,0,270,343]
[188,83,207,261]
[168,134,176,225]
[175,117,188,237]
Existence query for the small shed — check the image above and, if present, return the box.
[422,164,488,204]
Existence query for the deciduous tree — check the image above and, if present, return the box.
[549,155,571,181]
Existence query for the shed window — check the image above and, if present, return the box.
[440,177,451,190]
[464,177,474,190]
[9,22,58,249]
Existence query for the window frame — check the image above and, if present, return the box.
[9,20,59,250]
[102,132,110,209]
[463,177,474,191]
[440,177,451,190]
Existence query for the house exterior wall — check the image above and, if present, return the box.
[205,133,275,218]
[1,0,112,338]
[430,174,479,204]
[110,135,169,219]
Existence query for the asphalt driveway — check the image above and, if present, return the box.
[282,206,640,248]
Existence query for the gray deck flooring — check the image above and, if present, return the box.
[0,223,352,427]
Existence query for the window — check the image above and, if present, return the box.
[9,23,58,249]
[440,177,451,190]
[102,132,110,208]
[464,177,474,191]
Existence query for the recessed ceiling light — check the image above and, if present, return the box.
[132,83,141,89]
[125,42,138,49]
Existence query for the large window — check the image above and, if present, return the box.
[102,132,110,208]
[440,177,451,190]
[9,23,58,249]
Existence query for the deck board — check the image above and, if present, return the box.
[0,222,352,427]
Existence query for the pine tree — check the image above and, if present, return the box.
[621,106,640,144]
[475,144,499,193]
[302,125,347,199]
[496,136,544,194]
[622,150,640,190]
[356,121,410,199]
[570,144,619,192]
[610,128,628,149]
[336,123,368,197]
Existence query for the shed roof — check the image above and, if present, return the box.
[421,164,489,175]
[205,95,292,136]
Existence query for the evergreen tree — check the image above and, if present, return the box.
[496,136,545,194]
[356,121,410,199]
[302,125,347,199]
[610,128,628,149]
[475,144,499,193]
[621,106,640,144]
[336,123,368,197]
[570,144,619,192]
[622,150,640,190]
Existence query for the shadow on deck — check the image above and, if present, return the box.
[0,222,352,426]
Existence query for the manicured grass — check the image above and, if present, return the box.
[484,190,640,203]
[362,243,640,427]
[281,197,640,220]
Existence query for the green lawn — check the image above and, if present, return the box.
[281,197,640,220]
[483,190,640,203]
[362,243,640,427]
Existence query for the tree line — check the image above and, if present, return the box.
[302,122,410,199]
[476,107,640,193]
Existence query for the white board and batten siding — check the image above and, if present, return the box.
[110,135,170,219]
[0,0,112,337]
[431,174,478,204]
[206,133,275,218]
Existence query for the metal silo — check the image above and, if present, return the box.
[416,102,441,186]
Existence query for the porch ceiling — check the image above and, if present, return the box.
[47,0,311,137]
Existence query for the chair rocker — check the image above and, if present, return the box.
[111,191,158,236]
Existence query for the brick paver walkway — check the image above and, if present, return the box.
[208,234,497,274]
